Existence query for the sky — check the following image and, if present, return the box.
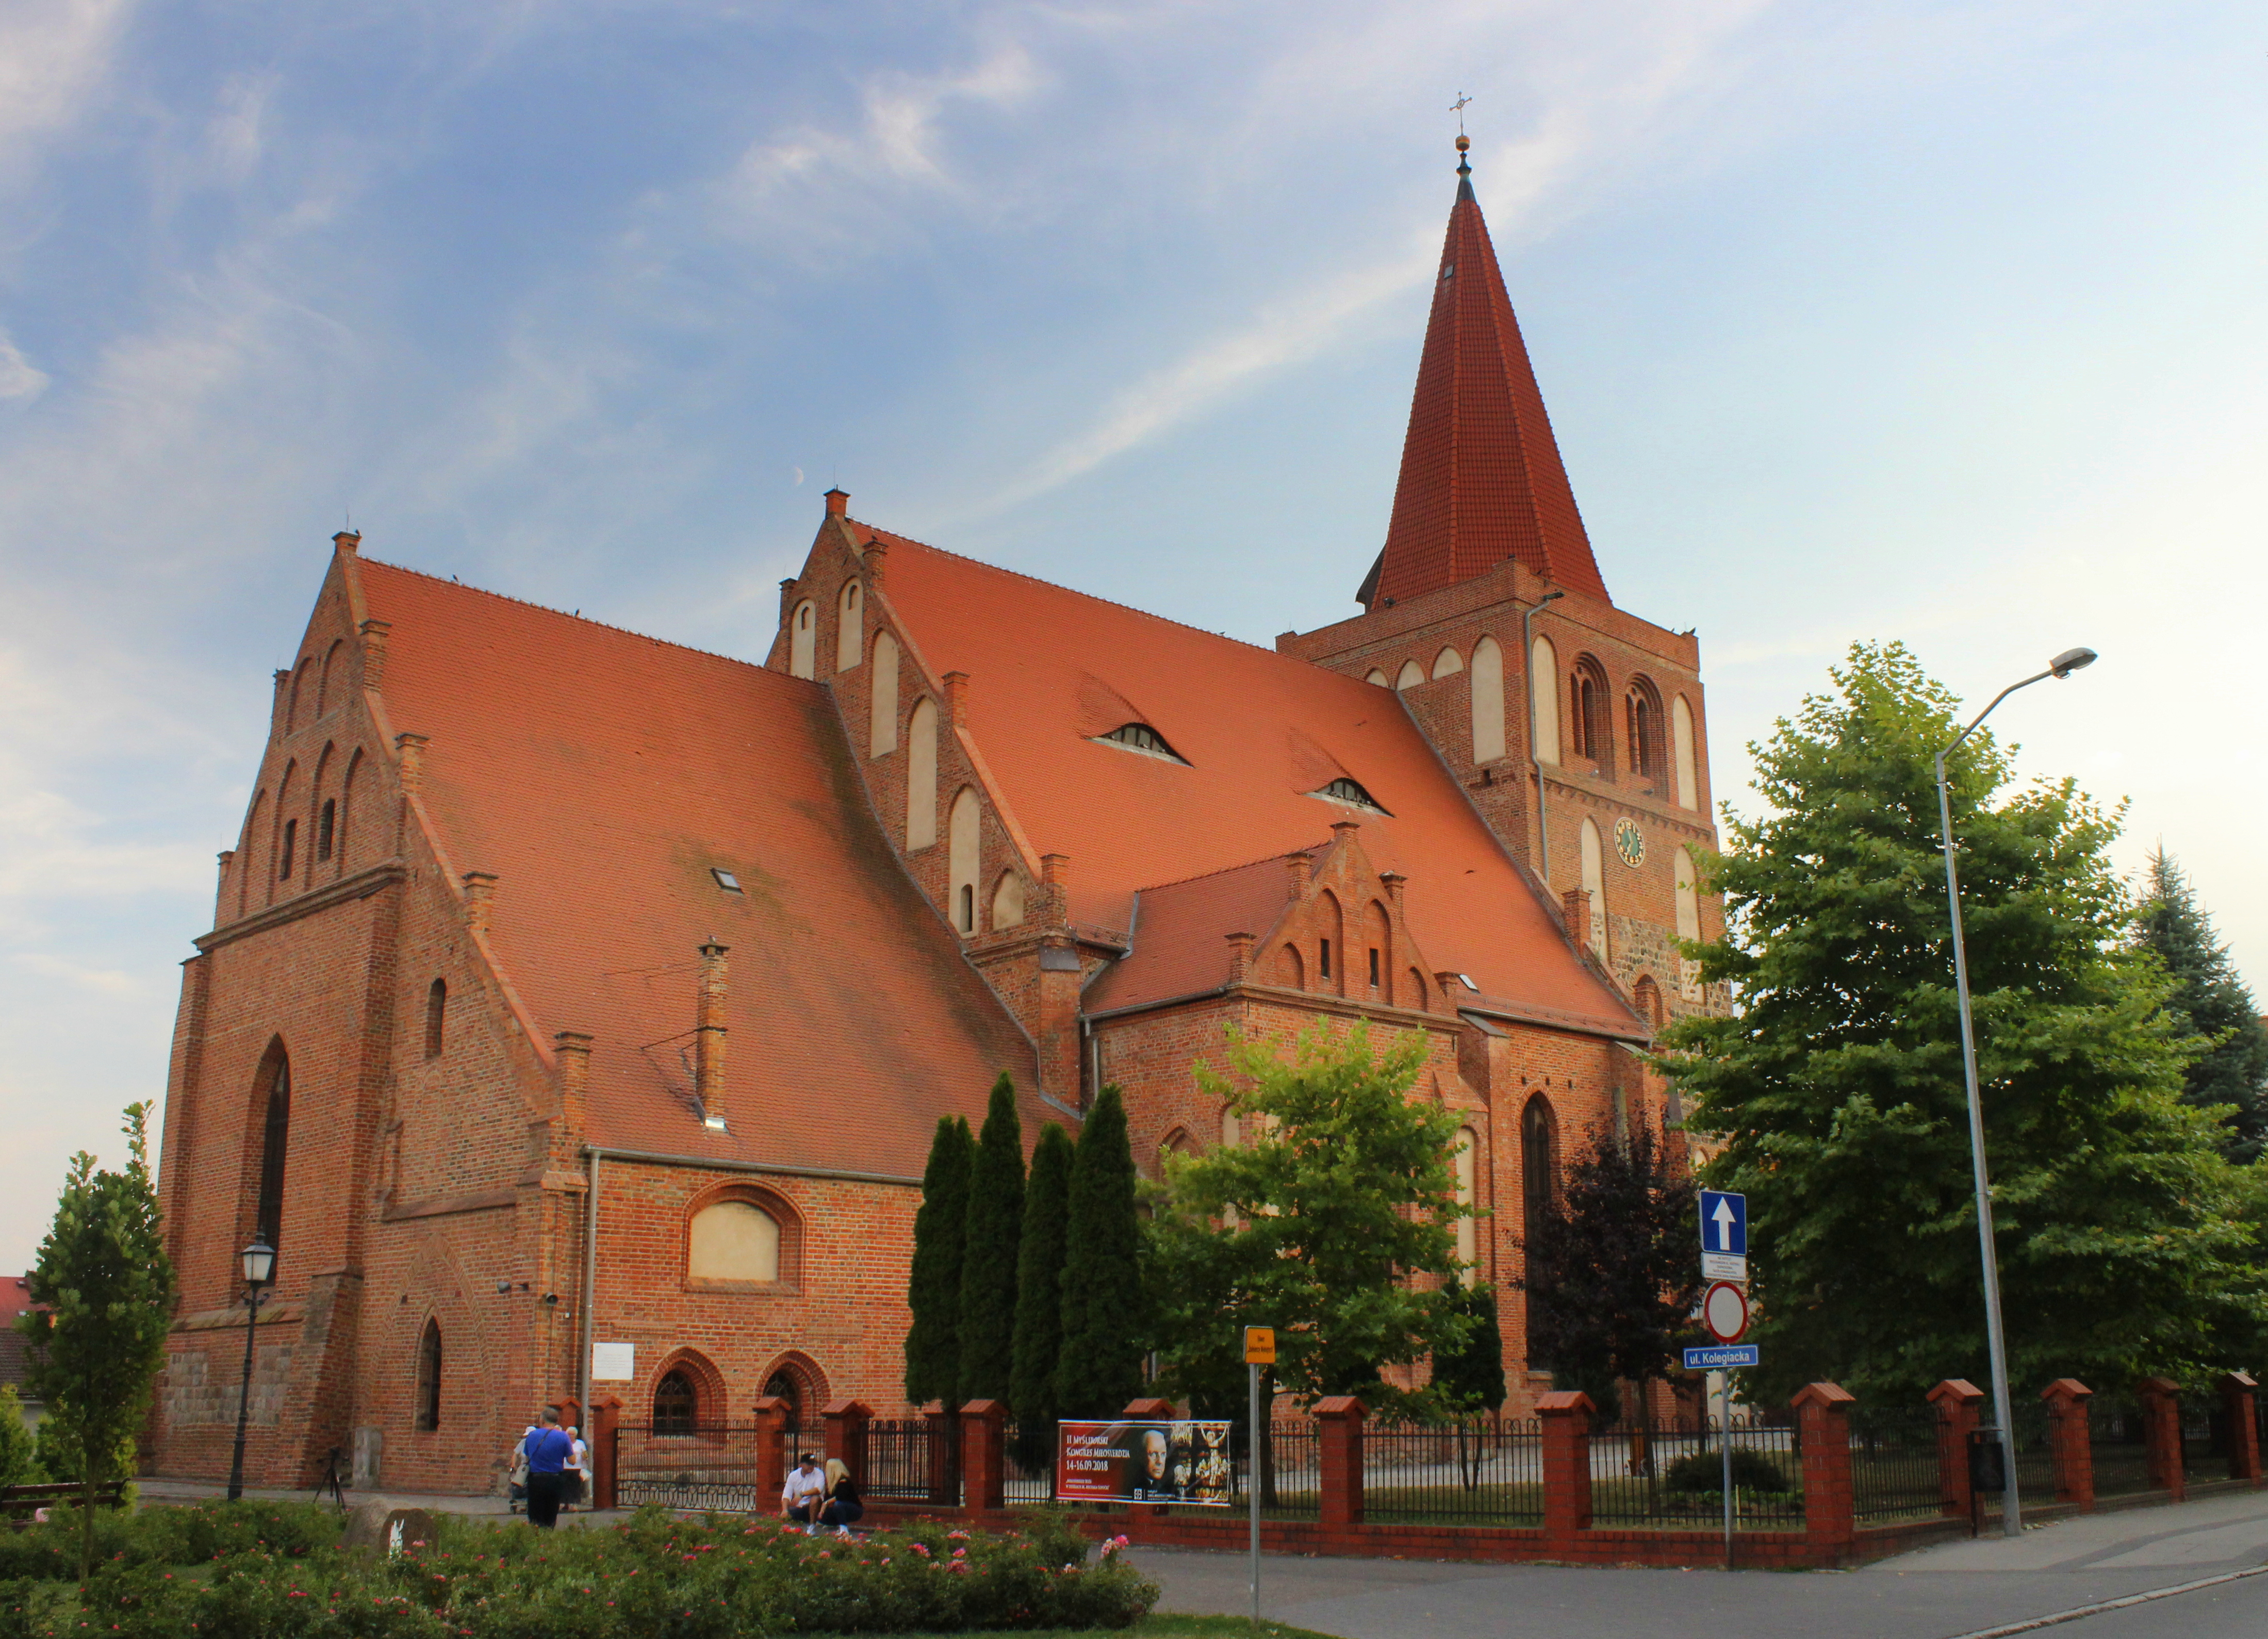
[2,0,2263,1270]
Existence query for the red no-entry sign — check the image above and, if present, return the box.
[1702,1280,1749,1345]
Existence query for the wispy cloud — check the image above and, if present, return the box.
[0,336,48,402]
[0,0,134,180]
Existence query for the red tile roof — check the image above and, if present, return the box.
[865,530,1638,1035]
[1371,167,1608,607]
[1083,850,1313,1015]
[358,560,1039,1177]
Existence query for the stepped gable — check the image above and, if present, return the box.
[863,526,1636,1033]
[1367,147,1608,608]
[357,559,1036,1174]
[1082,850,1318,1015]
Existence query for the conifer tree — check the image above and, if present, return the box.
[1009,1122,1076,1468]
[1432,1281,1509,1414]
[1054,1085,1147,1419]
[20,1103,175,1579]
[957,1074,1026,1405]
[2136,848,2268,1162]
[1665,642,2264,1401]
[903,1115,974,1408]
[0,1387,40,1488]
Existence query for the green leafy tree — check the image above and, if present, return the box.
[957,1074,1026,1406]
[1432,1283,1508,1414]
[1519,1116,1699,1424]
[1664,642,2264,1402]
[1054,1085,1146,1420]
[2136,848,2268,1162]
[19,1103,176,1578]
[903,1115,974,1408]
[0,1386,41,1487]
[1009,1122,1076,1469]
[1146,1023,1474,1418]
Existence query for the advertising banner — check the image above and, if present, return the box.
[1056,1418,1235,1506]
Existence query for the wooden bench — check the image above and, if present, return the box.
[1,1481,129,1528]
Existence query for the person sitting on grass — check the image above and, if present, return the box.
[781,1452,826,1532]
[819,1458,864,1538]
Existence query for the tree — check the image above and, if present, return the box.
[20,1103,175,1579]
[0,1387,40,1488]
[1053,1085,1146,1420]
[903,1115,974,1408]
[1009,1122,1076,1469]
[2136,848,2268,1162]
[1519,1116,1699,1425]
[1146,1023,1474,1419]
[1663,642,2264,1403]
[1432,1283,1508,1415]
[957,1074,1026,1406]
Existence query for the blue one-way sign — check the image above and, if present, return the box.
[1700,1190,1747,1256]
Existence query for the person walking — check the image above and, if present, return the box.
[564,1426,587,1513]
[818,1458,864,1538]
[780,1451,825,1532]
[522,1406,574,1529]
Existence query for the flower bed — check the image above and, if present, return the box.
[0,1501,1157,1637]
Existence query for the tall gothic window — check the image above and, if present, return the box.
[254,1050,291,1254]
[424,979,447,1059]
[316,799,336,863]
[414,1319,442,1431]
[1520,1096,1556,1252]
[653,1369,698,1435]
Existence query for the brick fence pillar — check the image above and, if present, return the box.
[2220,1373,2260,1484]
[2041,1380,2093,1508]
[1793,1382,1856,1559]
[961,1399,1008,1514]
[589,1396,620,1511]
[1928,1379,1985,1521]
[1314,1396,1367,1529]
[2138,1377,2184,1499]
[823,1398,872,1486]
[750,1396,790,1513]
[1538,1390,1595,1550]
[922,1402,960,1507]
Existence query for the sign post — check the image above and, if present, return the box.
[1696,1190,1750,1571]
[1243,1326,1274,1626]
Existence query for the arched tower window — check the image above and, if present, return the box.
[1569,656,1610,764]
[1672,695,1699,810]
[1579,819,1607,956]
[1633,974,1664,1030]
[317,640,343,718]
[1394,658,1425,690]
[424,979,446,1059]
[906,698,939,848]
[787,600,816,679]
[278,818,297,881]
[414,1318,442,1431]
[1528,636,1560,765]
[1364,668,1390,687]
[1625,676,1665,786]
[1520,1097,1556,1252]
[948,787,981,934]
[287,658,310,732]
[1432,646,1463,678]
[991,872,1026,930]
[338,751,363,872]
[1454,1125,1480,1270]
[1276,943,1304,988]
[1675,847,1701,943]
[252,1046,291,1255]
[653,1369,698,1435]
[870,632,900,756]
[835,581,864,672]
[316,798,336,864]
[1469,635,1505,763]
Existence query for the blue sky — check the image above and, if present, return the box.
[3,0,2263,1268]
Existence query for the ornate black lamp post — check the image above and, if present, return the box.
[225,1238,276,1503]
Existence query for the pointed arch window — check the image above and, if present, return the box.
[424,979,447,1059]
[787,601,816,679]
[1625,676,1665,786]
[948,788,981,934]
[278,818,297,881]
[253,1050,291,1254]
[1312,777,1389,816]
[1570,656,1610,764]
[653,1369,698,1435]
[1094,722,1187,764]
[835,581,864,672]
[316,799,336,864]
[1454,1126,1480,1269]
[414,1318,442,1431]
[1470,636,1505,763]
[1520,1096,1556,1252]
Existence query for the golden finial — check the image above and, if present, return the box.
[1452,93,1473,175]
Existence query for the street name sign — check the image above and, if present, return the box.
[1699,1189,1748,1282]
[1684,1343,1760,1370]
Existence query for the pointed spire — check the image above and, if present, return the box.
[1367,145,1608,608]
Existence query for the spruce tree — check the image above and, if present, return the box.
[2136,848,2268,1162]
[957,1074,1026,1406]
[1432,1281,1509,1413]
[1664,642,2263,1401]
[1009,1122,1076,1467]
[1054,1085,1148,1419]
[903,1115,974,1408]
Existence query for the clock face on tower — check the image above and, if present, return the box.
[1613,816,1646,868]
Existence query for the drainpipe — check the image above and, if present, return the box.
[578,1149,600,1423]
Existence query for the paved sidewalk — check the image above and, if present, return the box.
[134,1476,631,1526]
[1128,1487,2268,1639]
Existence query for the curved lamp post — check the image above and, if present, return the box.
[1935,645,2096,1538]
[224,1238,276,1503]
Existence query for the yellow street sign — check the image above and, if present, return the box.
[1243,1326,1276,1365]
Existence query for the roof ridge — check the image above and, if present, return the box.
[855,519,1308,667]
[360,557,781,676]
[1134,840,1327,897]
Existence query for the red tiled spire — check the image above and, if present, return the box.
[1365,145,1608,607]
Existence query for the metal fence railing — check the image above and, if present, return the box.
[1588,1414,1804,1530]
[615,1421,794,1512]
[1000,1423,1053,1506]
[1849,1404,1944,1525]
[2089,1400,2155,1498]
[2181,1401,2220,1480]
[864,1417,951,1503]
[1237,1421,1321,1521]
[1363,1418,1544,1526]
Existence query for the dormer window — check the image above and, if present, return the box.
[1312,776,1390,816]
[711,868,743,892]
[1094,722,1187,764]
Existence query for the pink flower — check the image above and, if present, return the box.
[947,1530,970,1539]
[818,1551,831,1560]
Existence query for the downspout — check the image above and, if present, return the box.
[1522,590,1566,888]
[578,1149,600,1422]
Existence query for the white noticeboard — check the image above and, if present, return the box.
[591,1342,635,1383]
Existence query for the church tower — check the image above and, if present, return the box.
[1282,138,1723,1029]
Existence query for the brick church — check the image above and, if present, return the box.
[147,145,1723,1495]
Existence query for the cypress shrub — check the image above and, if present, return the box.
[956,1074,1026,1406]
[1054,1084,1147,1419]
[1009,1122,1076,1467]
[903,1115,974,1408]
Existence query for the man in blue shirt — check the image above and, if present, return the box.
[522,1406,574,1529]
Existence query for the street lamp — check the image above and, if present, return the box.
[225,1238,276,1503]
[1935,645,2096,1538]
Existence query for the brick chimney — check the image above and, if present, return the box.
[333,530,361,556]
[1041,853,1071,928]
[778,578,799,628]
[943,671,969,725]
[1330,819,1361,849]
[695,941,730,1128]
[1562,887,1593,954]
[395,732,429,792]
[215,850,235,921]
[462,871,498,934]
[1225,931,1256,984]
[554,1031,593,1123]
[824,487,849,518]
[1379,870,1406,908]
[358,619,391,691]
